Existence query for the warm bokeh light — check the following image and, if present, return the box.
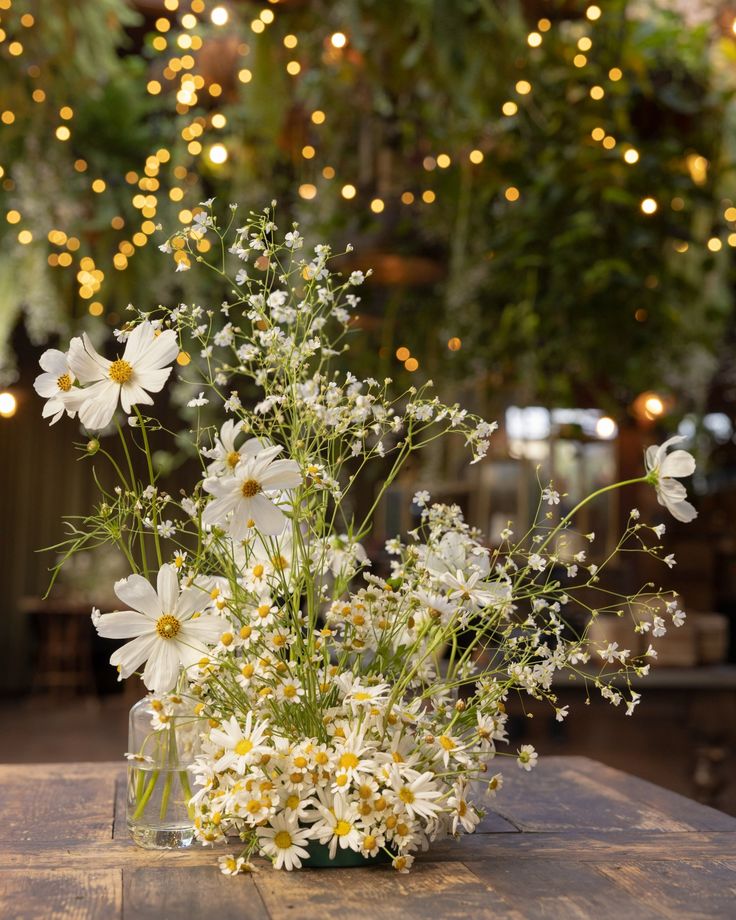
[330,32,347,49]
[341,184,357,200]
[624,148,639,164]
[404,358,419,372]
[447,337,462,351]
[396,347,410,361]
[207,143,228,165]
[641,197,657,215]
[469,149,484,164]
[595,416,617,439]
[210,6,229,26]
[0,392,17,418]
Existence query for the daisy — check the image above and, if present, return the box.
[210,713,272,773]
[218,855,251,876]
[310,794,363,859]
[257,812,312,870]
[517,744,538,771]
[68,322,179,430]
[644,436,697,522]
[93,563,221,693]
[442,569,511,612]
[447,781,481,835]
[387,766,444,822]
[33,349,78,424]
[202,445,301,538]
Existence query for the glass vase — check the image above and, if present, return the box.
[126,695,204,849]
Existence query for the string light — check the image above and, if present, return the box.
[370,198,384,213]
[422,190,436,203]
[311,110,326,124]
[341,184,357,199]
[596,417,617,439]
[707,237,722,252]
[436,154,451,169]
[504,186,520,202]
[527,32,542,48]
[396,347,410,361]
[286,61,301,76]
[207,143,228,164]
[404,357,419,372]
[623,148,639,164]
[447,337,462,351]
[469,149,484,164]
[298,183,317,199]
[586,5,602,20]
[515,80,531,95]
[502,101,518,116]
[330,32,347,49]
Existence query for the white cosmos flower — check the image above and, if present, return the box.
[442,569,511,611]
[644,435,697,523]
[203,420,269,477]
[33,349,77,424]
[202,445,301,538]
[93,563,221,693]
[257,812,313,870]
[67,321,179,430]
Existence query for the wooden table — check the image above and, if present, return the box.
[2,757,736,919]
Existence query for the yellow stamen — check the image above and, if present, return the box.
[155,614,180,639]
[109,358,133,385]
[241,478,261,498]
[57,373,72,392]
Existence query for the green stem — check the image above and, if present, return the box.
[132,769,159,821]
[134,407,163,568]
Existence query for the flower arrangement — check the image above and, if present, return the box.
[36,202,696,873]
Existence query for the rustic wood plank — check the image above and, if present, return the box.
[123,866,270,920]
[425,831,736,863]
[596,859,736,920]
[466,858,669,920]
[253,860,523,920]
[490,756,716,833]
[0,764,116,846]
[569,757,736,832]
[0,869,122,920]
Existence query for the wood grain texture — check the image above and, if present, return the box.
[253,860,522,920]
[0,757,735,919]
[124,867,270,920]
[0,870,122,920]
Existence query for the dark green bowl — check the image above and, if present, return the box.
[302,841,392,868]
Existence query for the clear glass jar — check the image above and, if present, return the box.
[126,695,204,849]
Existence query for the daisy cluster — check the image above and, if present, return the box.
[35,201,697,873]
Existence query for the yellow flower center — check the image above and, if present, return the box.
[283,684,297,698]
[439,735,455,751]
[155,614,180,639]
[363,835,376,851]
[239,625,252,640]
[241,663,255,678]
[57,373,72,392]
[274,830,292,850]
[394,856,407,871]
[353,691,371,701]
[109,358,133,385]
[226,450,241,469]
[286,794,300,810]
[293,756,308,769]
[399,787,415,805]
[252,564,264,578]
[315,752,329,766]
[358,784,373,800]
[274,554,289,571]
[241,478,262,498]
[235,738,254,756]
[246,800,262,814]
[458,800,467,816]
[334,820,352,837]
[339,752,359,770]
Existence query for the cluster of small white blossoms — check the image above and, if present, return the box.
[35,202,697,874]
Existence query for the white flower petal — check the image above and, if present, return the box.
[175,585,211,620]
[38,349,68,376]
[78,379,121,430]
[143,639,181,693]
[248,493,287,535]
[157,564,180,614]
[660,450,696,479]
[110,632,159,679]
[120,382,155,414]
[664,497,698,523]
[135,366,174,394]
[68,334,110,384]
[114,574,163,619]
[181,615,223,643]
[258,459,302,491]
[95,609,153,639]
[202,492,240,526]
[134,328,179,371]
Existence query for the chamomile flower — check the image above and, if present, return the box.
[387,767,443,822]
[310,794,363,859]
[257,812,312,870]
[67,322,179,430]
[210,713,271,773]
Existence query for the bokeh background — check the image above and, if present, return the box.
[1,0,735,813]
